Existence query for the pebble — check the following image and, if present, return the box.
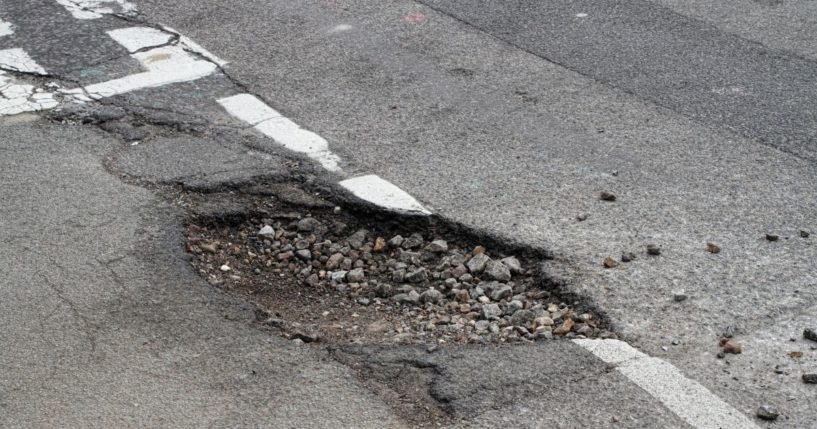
[426,240,449,253]
[673,291,688,302]
[510,309,535,327]
[295,249,312,261]
[484,260,512,281]
[756,405,779,421]
[803,328,817,342]
[553,319,575,335]
[803,374,817,384]
[326,253,344,269]
[373,237,387,252]
[401,233,424,249]
[600,192,617,201]
[347,267,365,283]
[766,234,780,242]
[723,339,742,354]
[490,284,513,302]
[347,229,368,249]
[706,242,721,254]
[220,264,231,272]
[576,213,589,222]
[467,253,491,273]
[646,244,661,256]
[420,288,443,304]
[388,235,404,248]
[482,303,502,320]
[603,257,618,268]
[258,225,274,237]
[330,271,348,282]
[394,290,420,305]
[620,252,636,263]
[801,230,810,238]
[406,268,428,283]
[297,217,321,232]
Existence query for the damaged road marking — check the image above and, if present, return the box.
[574,339,760,429]
[0,19,13,37]
[339,175,431,215]
[0,49,48,75]
[0,49,58,116]
[54,0,136,20]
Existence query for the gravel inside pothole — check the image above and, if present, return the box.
[186,207,613,346]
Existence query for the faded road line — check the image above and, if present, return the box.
[574,339,760,429]
[0,18,13,37]
[54,0,136,19]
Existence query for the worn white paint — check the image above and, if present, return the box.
[54,0,136,19]
[0,48,47,75]
[107,27,174,52]
[339,175,431,215]
[1,73,58,117]
[329,24,353,33]
[217,93,341,171]
[0,19,13,37]
[573,339,760,429]
[575,13,588,18]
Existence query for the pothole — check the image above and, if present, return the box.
[184,186,615,346]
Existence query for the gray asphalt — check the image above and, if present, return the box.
[3,0,817,426]
[132,0,817,426]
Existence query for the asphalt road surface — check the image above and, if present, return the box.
[1,0,815,427]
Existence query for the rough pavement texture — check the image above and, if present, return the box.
[133,0,817,425]
[0,117,403,428]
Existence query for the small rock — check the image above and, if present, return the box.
[603,257,618,268]
[673,291,688,302]
[482,303,502,320]
[490,284,513,302]
[401,233,424,249]
[219,264,231,272]
[620,252,636,263]
[451,264,469,278]
[426,240,449,253]
[576,213,589,222]
[646,244,661,256]
[803,328,817,342]
[756,405,779,421]
[500,256,522,274]
[297,217,321,232]
[405,268,428,283]
[534,316,554,327]
[388,235,404,248]
[723,339,742,354]
[475,320,490,332]
[766,234,780,242]
[472,245,487,255]
[484,260,512,281]
[467,253,491,273]
[258,225,274,237]
[801,230,810,238]
[394,290,420,305]
[459,303,471,313]
[330,270,348,282]
[200,242,218,253]
[295,249,312,261]
[347,230,368,249]
[553,319,575,335]
[292,338,305,346]
[347,267,365,283]
[706,242,721,254]
[478,295,491,304]
[326,253,344,269]
[358,297,371,306]
[600,192,617,201]
[420,288,443,304]
[277,251,294,261]
[803,374,817,384]
[373,237,387,252]
[375,283,394,298]
[510,309,535,327]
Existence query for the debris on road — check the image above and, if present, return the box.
[603,257,619,268]
[801,230,810,238]
[803,374,817,384]
[721,338,742,354]
[576,213,589,222]
[620,252,636,263]
[804,328,817,343]
[756,404,780,421]
[672,291,687,302]
[646,244,661,256]
[186,199,611,345]
[766,234,780,242]
[706,242,721,254]
[600,191,617,201]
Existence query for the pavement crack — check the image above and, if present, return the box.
[37,270,99,355]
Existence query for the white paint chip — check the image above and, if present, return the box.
[575,13,588,18]
[329,24,354,33]
[574,339,760,429]
[0,19,14,37]
[340,175,431,215]
[54,0,136,19]
[1,71,58,116]
[0,48,47,75]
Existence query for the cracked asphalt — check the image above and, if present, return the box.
[2,0,816,427]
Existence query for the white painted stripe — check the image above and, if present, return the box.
[574,339,760,429]
[0,49,47,75]
[0,19,14,37]
[54,0,136,20]
[107,27,174,52]
[340,175,431,215]
[218,94,281,125]
[217,94,341,171]
[1,72,58,116]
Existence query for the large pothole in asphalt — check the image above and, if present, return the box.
[184,185,615,346]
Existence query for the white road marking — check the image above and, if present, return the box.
[160,26,228,67]
[62,27,218,101]
[0,19,14,37]
[217,94,341,172]
[0,50,58,116]
[54,0,136,19]
[329,24,354,33]
[339,175,432,215]
[0,48,48,75]
[574,339,760,429]
[575,13,589,18]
